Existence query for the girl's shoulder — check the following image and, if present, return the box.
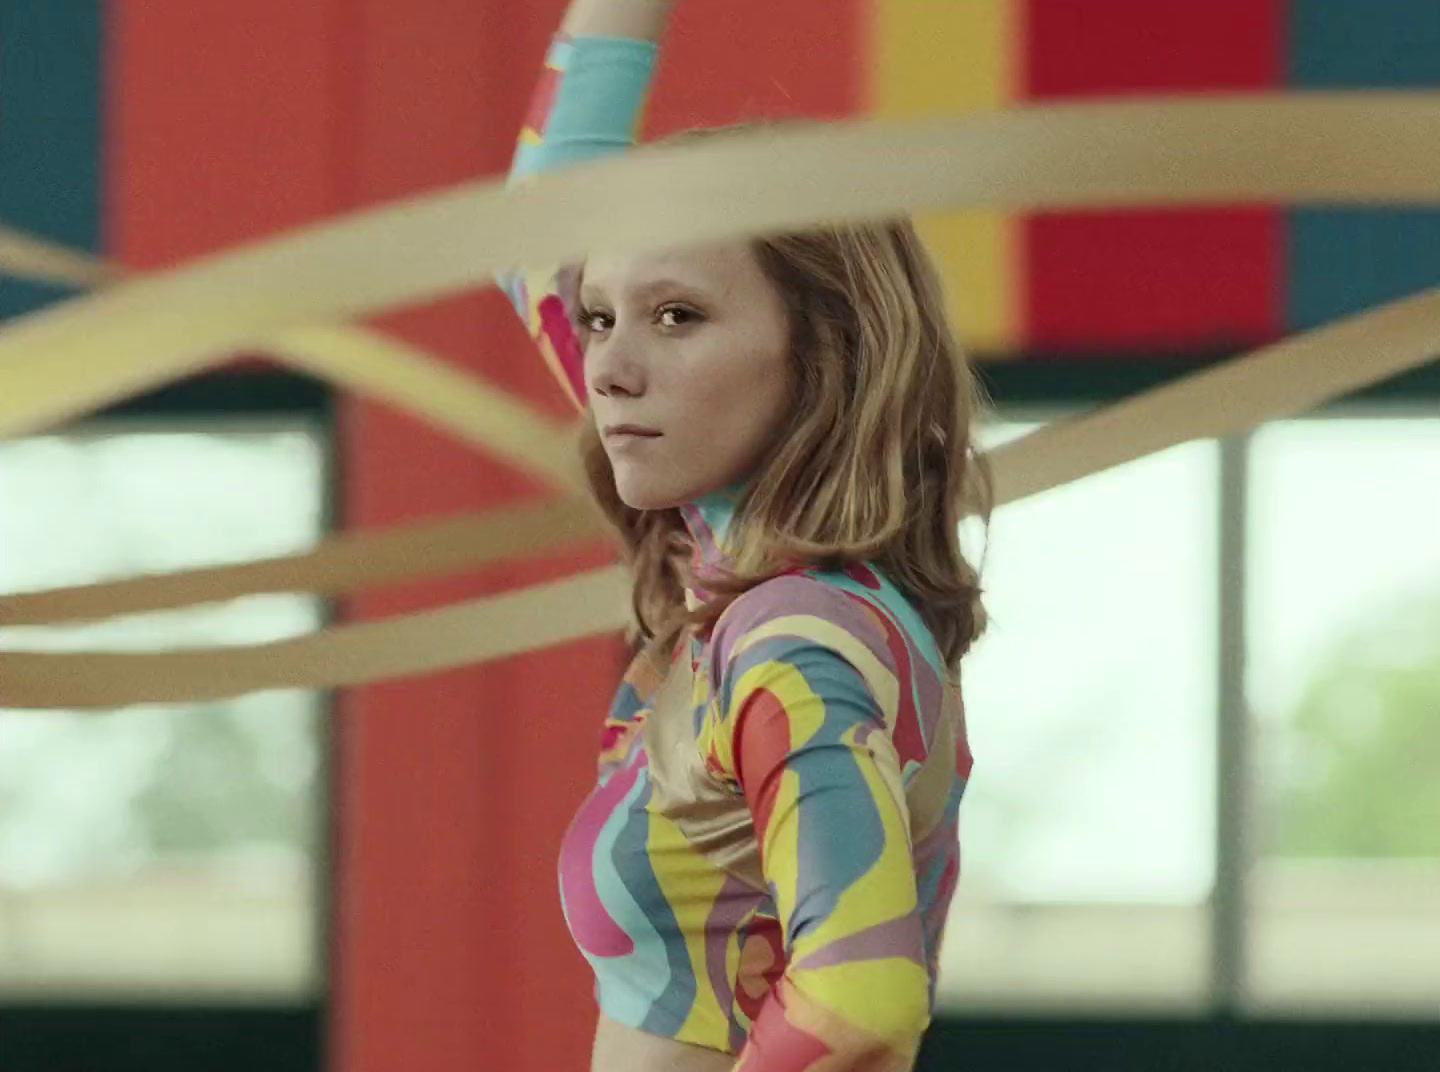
[709,563,946,687]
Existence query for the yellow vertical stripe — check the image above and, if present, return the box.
[870,0,1021,354]
[647,810,733,1041]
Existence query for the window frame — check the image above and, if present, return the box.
[0,371,338,1005]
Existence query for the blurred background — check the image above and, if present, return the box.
[1,1,1437,1069]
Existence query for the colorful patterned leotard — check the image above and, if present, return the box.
[499,33,974,1072]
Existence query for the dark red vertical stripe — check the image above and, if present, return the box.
[107,1,342,372]
[647,0,865,135]
[1022,0,1286,352]
[107,1,339,267]
[329,3,620,1072]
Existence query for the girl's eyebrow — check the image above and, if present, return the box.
[579,276,713,304]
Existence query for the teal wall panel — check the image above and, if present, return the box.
[1287,0,1440,331]
[0,1,103,320]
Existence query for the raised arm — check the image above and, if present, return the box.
[499,0,676,410]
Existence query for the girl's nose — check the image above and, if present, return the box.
[586,330,646,399]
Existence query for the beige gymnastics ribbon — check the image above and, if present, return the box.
[0,495,608,625]
[0,91,1435,625]
[0,567,634,709]
[0,234,603,625]
[0,232,586,495]
[0,94,1437,706]
[0,225,120,289]
[2,94,1435,441]
[3,283,1437,630]
[3,283,1437,709]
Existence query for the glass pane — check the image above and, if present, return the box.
[0,426,326,999]
[1246,416,1440,1017]
[939,417,1218,1012]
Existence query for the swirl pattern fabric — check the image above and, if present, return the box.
[503,34,970,1069]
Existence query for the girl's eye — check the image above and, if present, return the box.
[577,307,613,333]
[657,305,700,328]
[575,304,701,333]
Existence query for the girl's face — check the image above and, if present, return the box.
[580,239,794,510]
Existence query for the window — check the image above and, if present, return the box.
[937,410,1440,1019]
[0,424,327,999]
[1245,417,1440,1016]
[939,417,1219,1011]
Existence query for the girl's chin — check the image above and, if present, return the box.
[613,470,703,512]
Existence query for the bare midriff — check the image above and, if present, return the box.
[590,1014,736,1072]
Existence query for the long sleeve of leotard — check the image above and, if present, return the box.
[498,33,658,410]
[703,578,934,1071]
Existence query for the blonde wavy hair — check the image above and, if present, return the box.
[576,210,992,671]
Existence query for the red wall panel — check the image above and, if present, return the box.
[107,0,344,376]
[1022,0,1286,351]
[107,0,340,267]
[328,3,619,1071]
[649,0,866,134]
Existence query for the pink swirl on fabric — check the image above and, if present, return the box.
[679,503,724,575]
[558,755,643,958]
[839,589,926,767]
